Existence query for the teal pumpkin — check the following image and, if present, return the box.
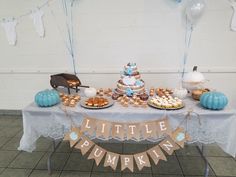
[35,89,60,107]
[200,92,228,110]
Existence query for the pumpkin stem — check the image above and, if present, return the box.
[193,66,198,72]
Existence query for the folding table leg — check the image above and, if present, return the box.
[47,139,62,175]
[196,144,209,177]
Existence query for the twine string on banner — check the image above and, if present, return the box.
[177,108,201,136]
[59,105,76,128]
[185,108,201,125]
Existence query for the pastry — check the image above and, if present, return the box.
[112,93,120,100]
[192,88,210,100]
[149,87,155,97]
[85,97,109,107]
[156,88,173,97]
[140,93,149,101]
[149,95,183,109]
[67,80,80,87]
[61,93,80,107]
[69,99,76,107]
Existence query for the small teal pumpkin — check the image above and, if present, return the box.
[35,89,60,107]
[200,92,228,110]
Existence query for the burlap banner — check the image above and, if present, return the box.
[147,145,167,165]
[112,122,126,140]
[63,127,82,147]
[88,145,106,166]
[63,116,191,173]
[75,135,94,155]
[134,152,151,170]
[80,117,96,136]
[80,117,172,140]
[104,151,120,170]
[120,155,134,172]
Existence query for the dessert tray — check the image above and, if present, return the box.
[147,96,184,110]
[80,97,114,109]
[147,100,184,110]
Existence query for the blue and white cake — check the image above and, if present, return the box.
[116,63,145,95]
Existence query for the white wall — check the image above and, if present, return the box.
[0,0,236,110]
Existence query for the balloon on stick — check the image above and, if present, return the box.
[180,0,206,86]
[185,0,206,26]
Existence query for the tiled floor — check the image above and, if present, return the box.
[0,115,236,177]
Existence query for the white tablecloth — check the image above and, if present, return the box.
[18,97,236,157]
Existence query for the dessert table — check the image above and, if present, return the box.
[18,97,236,176]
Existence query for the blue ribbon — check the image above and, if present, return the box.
[62,0,77,75]
[181,16,193,80]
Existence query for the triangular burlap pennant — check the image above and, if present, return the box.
[74,135,95,155]
[96,120,111,140]
[171,127,191,148]
[88,145,106,166]
[104,151,120,170]
[120,155,134,172]
[147,145,167,165]
[63,127,82,147]
[134,152,151,171]
[141,121,157,139]
[126,123,140,141]
[159,136,179,155]
[156,118,172,137]
[80,117,96,136]
[112,122,125,140]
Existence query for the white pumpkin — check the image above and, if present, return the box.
[182,66,206,91]
[84,87,97,98]
[173,88,188,99]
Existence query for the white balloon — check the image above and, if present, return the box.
[186,0,206,25]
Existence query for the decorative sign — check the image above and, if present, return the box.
[112,122,125,140]
[171,127,191,148]
[120,155,134,172]
[80,117,172,140]
[63,116,191,172]
[134,152,151,170]
[63,127,82,147]
[159,136,179,155]
[147,145,167,165]
[96,120,111,140]
[104,151,120,170]
[80,117,96,136]
[88,145,106,166]
[74,136,94,155]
